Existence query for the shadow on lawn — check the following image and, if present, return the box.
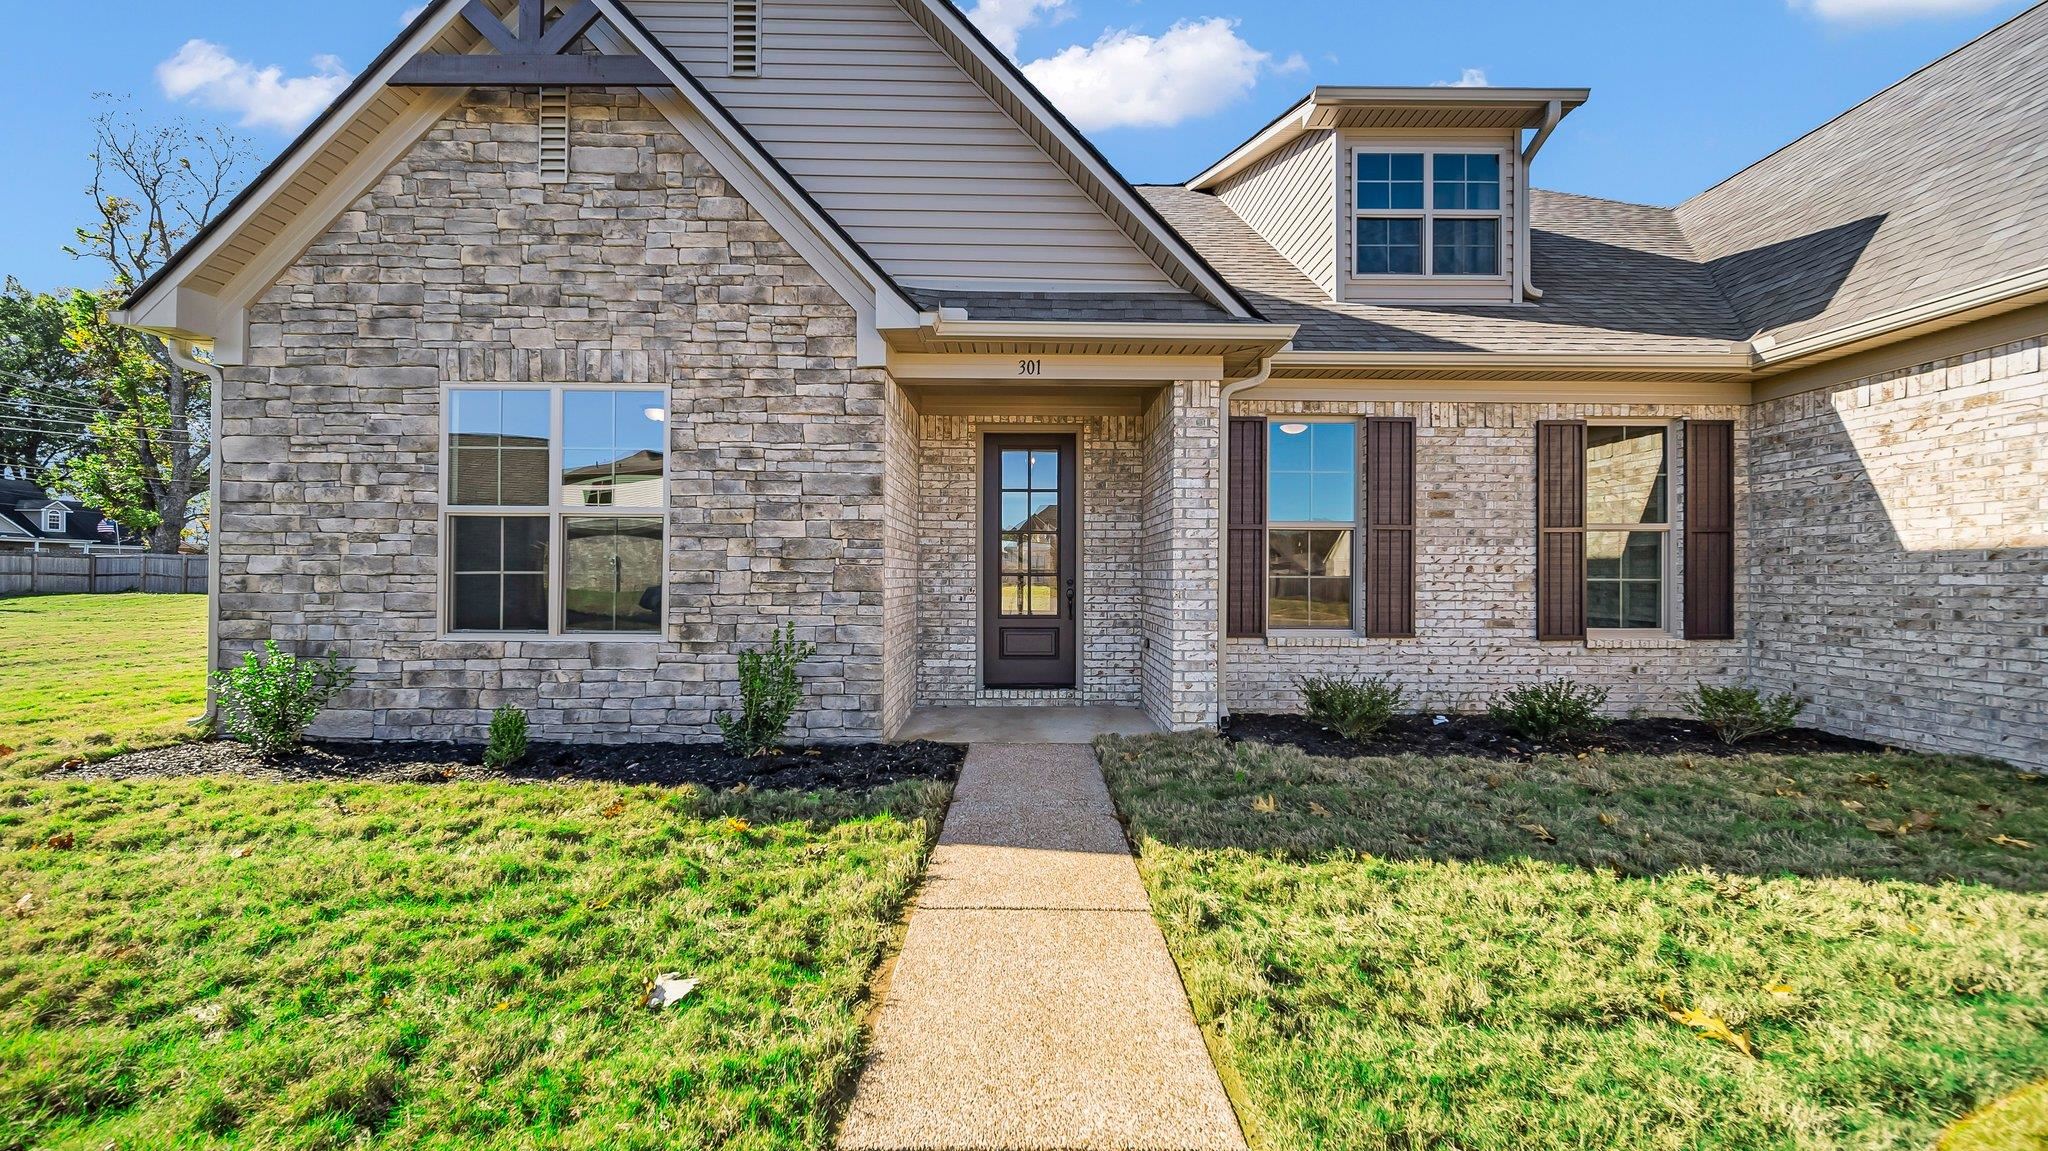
[1095,731,2048,893]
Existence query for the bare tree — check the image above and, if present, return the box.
[57,96,254,552]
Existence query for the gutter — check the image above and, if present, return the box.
[1749,265,2048,371]
[165,339,223,731]
[1214,360,1273,725]
[1519,98,1563,303]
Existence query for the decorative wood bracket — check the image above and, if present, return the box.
[392,0,669,87]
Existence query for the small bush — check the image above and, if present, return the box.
[211,640,353,759]
[1299,673,1405,741]
[717,623,817,757]
[483,706,529,770]
[1488,678,1609,742]
[1683,683,1806,745]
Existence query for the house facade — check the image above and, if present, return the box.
[119,0,2048,769]
[0,480,143,551]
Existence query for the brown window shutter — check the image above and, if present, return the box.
[1362,417,1415,637]
[1535,420,1586,640]
[1226,417,1267,638]
[1684,420,1736,640]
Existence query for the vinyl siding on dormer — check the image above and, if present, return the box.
[627,0,1183,293]
[1212,129,1338,296]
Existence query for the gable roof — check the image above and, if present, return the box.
[1675,1,2048,353]
[1142,184,1749,361]
[120,0,922,358]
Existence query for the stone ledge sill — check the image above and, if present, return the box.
[1584,633,1689,651]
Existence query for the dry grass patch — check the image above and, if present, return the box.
[1098,732,2048,1151]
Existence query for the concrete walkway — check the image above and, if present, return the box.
[838,744,1246,1151]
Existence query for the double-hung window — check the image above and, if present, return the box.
[445,386,667,636]
[1353,150,1504,278]
[1583,424,1670,630]
[1267,419,1356,629]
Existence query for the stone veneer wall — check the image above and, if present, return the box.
[1141,381,1222,730]
[914,413,1145,707]
[1225,399,1748,716]
[219,89,888,742]
[1749,333,2048,770]
[880,380,921,735]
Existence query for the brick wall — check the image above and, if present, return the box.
[1141,381,1222,730]
[1225,399,1747,716]
[913,413,1145,707]
[1749,335,2048,769]
[220,89,887,743]
[881,380,921,734]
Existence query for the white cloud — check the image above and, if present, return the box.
[155,39,354,133]
[401,3,429,24]
[1022,18,1273,131]
[1793,0,2011,20]
[967,0,1072,55]
[1433,67,1489,87]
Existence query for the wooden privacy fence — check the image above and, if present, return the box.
[0,551,207,596]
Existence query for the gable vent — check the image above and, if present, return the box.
[538,87,570,182]
[730,0,761,76]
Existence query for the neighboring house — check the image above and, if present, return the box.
[116,0,2047,769]
[0,479,141,550]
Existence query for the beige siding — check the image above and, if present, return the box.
[1214,129,1337,296]
[629,0,1181,292]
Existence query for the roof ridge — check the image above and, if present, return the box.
[1679,0,2048,211]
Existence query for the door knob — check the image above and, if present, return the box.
[1065,578,1076,621]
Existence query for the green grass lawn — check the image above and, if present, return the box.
[1097,732,2048,1151]
[0,594,207,777]
[1,775,947,1150]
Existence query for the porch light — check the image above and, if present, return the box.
[1278,422,1309,435]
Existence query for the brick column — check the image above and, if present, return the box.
[1140,380,1221,730]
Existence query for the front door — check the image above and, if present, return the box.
[982,434,1078,688]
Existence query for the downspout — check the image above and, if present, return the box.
[1214,359,1274,726]
[1518,98,1563,303]
[166,338,223,731]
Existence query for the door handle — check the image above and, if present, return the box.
[1065,578,1076,621]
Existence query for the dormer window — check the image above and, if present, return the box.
[1352,150,1504,279]
[41,507,65,533]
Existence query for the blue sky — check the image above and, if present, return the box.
[0,0,2030,293]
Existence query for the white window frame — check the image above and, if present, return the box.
[40,507,65,533]
[1583,419,1675,637]
[1345,144,1513,291]
[439,383,669,641]
[1265,416,1361,634]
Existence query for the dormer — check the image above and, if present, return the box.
[1188,87,1587,306]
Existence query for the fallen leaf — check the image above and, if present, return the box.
[601,800,627,819]
[1597,812,1618,827]
[1308,801,1332,818]
[227,845,255,860]
[723,817,751,833]
[1775,788,1805,798]
[46,832,75,851]
[1906,810,1938,831]
[1840,799,1866,813]
[1852,772,1890,790]
[1865,819,1909,838]
[1519,822,1557,844]
[1763,983,1796,999]
[493,1000,511,1012]
[1990,834,2035,850]
[8,893,32,919]
[1666,1005,1755,1057]
[1251,794,1278,814]
[1906,924,1922,935]
[0,745,14,758]
[644,973,699,1010]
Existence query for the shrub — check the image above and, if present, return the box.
[483,706,529,770]
[211,641,353,759]
[1488,678,1609,742]
[1298,673,1405,741]
[716,623,817,757]
[1683,683,1806,745]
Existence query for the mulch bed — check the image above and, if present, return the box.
[1225,711,1887,763]
[51,737,965,793]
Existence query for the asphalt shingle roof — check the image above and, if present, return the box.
[1674,3,2048,346]
[1137,185,1749,354]
[904,289,1243,324]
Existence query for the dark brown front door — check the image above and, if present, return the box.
[982,434,1078,688]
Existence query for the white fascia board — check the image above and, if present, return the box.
[1186,98,1316,191]
[1274,349,1755,373]
[1750,265,2048,370]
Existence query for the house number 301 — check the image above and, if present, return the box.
[1018,359,1044,376]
